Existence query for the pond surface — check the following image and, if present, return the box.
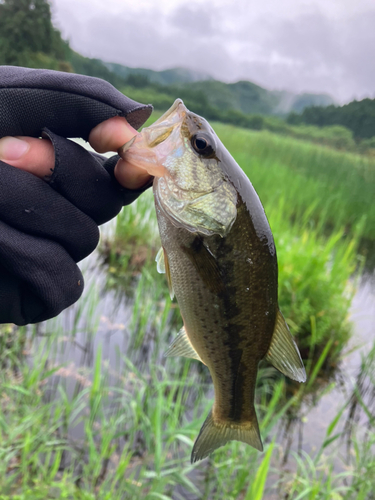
[277,272,375,459]
[28,217,375,497]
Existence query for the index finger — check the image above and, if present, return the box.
[88,116,139,153]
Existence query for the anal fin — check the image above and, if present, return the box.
[191,410,263,463]
[265,310,307,383]
[164,326,203,363]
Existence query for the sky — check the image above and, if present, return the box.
[51,0,375,103]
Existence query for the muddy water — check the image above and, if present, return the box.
[29,212,375,499]
[37,229,375,450]
[276,272,375,462]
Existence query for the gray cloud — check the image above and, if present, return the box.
[169,4,216,37]
[224,9,375,101]
[53,1,375,102]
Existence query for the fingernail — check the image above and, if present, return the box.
[0,137,30,161]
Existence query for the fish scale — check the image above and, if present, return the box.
[156,190,278,430]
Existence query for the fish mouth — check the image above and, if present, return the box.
[141,99,187,150]
[152,99,187,126]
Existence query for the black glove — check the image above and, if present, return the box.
[0,66,153,326]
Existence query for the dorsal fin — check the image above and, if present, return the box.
[164,326,204,363]
[265,310,307,383]
[155,246,174,300]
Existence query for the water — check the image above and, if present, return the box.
[24,217,375,497]
[270,271,374,443]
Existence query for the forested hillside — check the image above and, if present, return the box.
[106,62,335,116]
[288,99,375,140]
[0,0,70,70]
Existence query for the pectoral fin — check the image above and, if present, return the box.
[164,326,203,363]
[155,247,166,274]
[265,310,307,383]
[155,246,174,299]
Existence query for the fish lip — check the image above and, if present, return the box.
[152,98,187,126]
[139,99,187,151]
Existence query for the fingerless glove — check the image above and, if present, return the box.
[0,66,153,325]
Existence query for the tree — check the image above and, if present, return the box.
[286,99,375,140]
[0,0,69,66]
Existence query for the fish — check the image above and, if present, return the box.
[118,99,306,463]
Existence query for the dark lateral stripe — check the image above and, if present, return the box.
[228,360,258,423]
[181,236,225,294]
[228,352,245,422]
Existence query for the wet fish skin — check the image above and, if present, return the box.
[154,156,278,461]
[120,99,306,462]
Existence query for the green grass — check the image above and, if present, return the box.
[212,123,375,241]
[0,288,292,499]
[2,112,374,498]
[271,200,361,362]
[1,291,374,499]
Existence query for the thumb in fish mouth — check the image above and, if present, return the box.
[114,158,154,190]
[87,115,152,189]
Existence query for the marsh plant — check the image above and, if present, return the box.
[0,280,374,499]
[1,118,374,499]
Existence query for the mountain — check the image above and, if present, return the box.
[271,91,335,114]
[104,61,335,115]
[176,79,279,115]
[177,80,336,116]
[103,62,213,86]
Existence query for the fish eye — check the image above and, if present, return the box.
[191,134,215,157]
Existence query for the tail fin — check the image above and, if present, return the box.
[191,410,263,463]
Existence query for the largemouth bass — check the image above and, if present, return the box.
[119,99,306,463]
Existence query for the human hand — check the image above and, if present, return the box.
[0,66,153,326]
[0,115,152,190]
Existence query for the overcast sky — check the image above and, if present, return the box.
[52,0,375,103]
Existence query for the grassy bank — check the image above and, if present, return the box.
[138,112,375,242]
[1,112,374,498]
[220,125,375,241]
